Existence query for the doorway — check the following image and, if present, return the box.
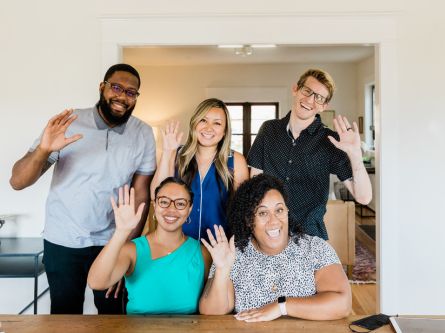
[100,12,400,313]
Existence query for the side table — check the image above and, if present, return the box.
[0,238,48,314]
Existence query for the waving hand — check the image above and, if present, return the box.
[201,225,236,270]
[40,109,83,153]
[111,185,146,233]
[162,120,183,152]
[327,115,361,156]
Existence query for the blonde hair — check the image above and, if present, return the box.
[297,68,336,103]
[177,98,233,190]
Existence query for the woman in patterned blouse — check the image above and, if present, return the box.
[199,174,351,322]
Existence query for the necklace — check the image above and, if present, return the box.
[154,230,185,255]
[196,152,216,182]
[251,238,286,293]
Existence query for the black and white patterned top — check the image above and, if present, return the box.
[208,234,340,313]
[247,112,353,240]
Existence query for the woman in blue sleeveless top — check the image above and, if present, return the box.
[151,98,249,241]
[88,177,211,314]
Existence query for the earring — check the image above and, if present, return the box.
[186,216,191,224]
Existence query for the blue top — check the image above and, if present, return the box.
[125,236,205,315]
[180,154,234,241]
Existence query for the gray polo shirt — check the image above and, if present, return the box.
[30,106,156,248]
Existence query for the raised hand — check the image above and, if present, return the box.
[39,109,83,153]
[235,302,282,322]
[328,115,361,157]
[110,185,145,233]
[201,225,235,270]
[162,121,183,152]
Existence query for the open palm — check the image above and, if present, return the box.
[111,185,145,232]
[162,121,183,151]
[201,225,236,269]
[40,109,82,152]
[328,115,361,155]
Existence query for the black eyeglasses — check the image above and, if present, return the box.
[300,85,328,105]
[156,196,190,210]
[104,81,140,100]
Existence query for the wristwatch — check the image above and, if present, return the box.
[278,296,287,316]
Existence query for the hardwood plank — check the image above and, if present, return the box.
[351,283,376,315]
[351,210,377,316]
[0,314,395,333]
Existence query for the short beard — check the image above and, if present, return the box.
[98,92,135,126]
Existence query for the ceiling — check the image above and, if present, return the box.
[124,45,374,66]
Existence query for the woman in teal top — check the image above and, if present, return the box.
[126,234,204,314]
[88,177,211,314]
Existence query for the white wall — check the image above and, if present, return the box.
[394,2,445,314]
[0,1,103,237]
[1,0,445,315]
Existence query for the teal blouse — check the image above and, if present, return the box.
[125,236,205,314]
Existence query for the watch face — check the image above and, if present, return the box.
[278,296,286,303]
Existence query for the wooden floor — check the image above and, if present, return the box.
[351,283,376,315]
[351,207,377,315]
[355,206,376,256]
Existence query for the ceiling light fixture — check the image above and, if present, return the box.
[217,44,276,48]
[217,44,277,57]
[234,45,253,57]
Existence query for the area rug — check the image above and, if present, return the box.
[350,241,376,284]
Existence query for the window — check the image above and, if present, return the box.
[226,102,279,156]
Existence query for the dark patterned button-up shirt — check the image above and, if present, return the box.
[247,112,352,240]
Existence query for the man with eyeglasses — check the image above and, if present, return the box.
[10,63,156,314]
[248,68,372,240]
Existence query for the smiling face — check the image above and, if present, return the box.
[154,183,192,233]
[194,107,227,147]
[252,189,289,255]
[291,76,329,122]
[98,71,139,126]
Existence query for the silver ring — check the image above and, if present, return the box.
[346,127,352,131]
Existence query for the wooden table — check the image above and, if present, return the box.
[0,315,393,333]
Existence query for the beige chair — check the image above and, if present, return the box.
[323,200,355,278]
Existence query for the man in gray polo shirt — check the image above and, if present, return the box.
[10,64,156,314]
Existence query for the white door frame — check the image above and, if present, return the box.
[100,12,400,313]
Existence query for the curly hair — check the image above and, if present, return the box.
[228,174,302,252]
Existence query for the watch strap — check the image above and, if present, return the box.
[278,296,287,316]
